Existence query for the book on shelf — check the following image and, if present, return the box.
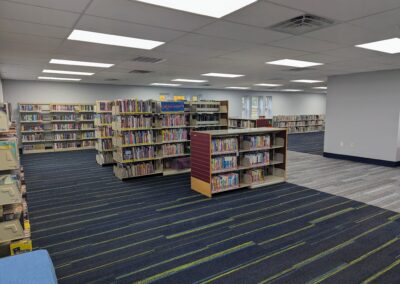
[119,130,153,145]
[242,135,271,149]
[114,99,153,114]
[211,173,239,192]
[162,143,185,156]
[117,146,156,161]
[114,160,162,179]
[95,113,113,125]
[21,114,43,122]
[80,105,94,112]
[159,129,188,142]
[241,152,270,166]
[156,114,186,127]
[80,114,94,121]
[211,137,238,153]
[211,155,237,171]
[96,127,113,138]
[82,140,95,147]
[96,139,113,151]
[96,101,113,112]
[51,104,75,112]
[114,115,152,129]
[52,114,76,121]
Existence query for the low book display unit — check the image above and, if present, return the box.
[191,128,287,197]
[229,117,272,129]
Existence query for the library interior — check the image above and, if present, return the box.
[1,1,400,283]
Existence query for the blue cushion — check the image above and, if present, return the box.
[0,250,57,284]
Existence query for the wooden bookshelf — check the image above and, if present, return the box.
[95,101,114,166]
[18,103,95,154]
[273,115,325,134]
[191,128,287,197]
[188,101,229,130]
[229,117,272,129]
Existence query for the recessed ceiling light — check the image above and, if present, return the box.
[50,59,113,68]
[267,59,323,68]
[225,87,250,90]
[68,29,164,50]
[356,38,400,54]
[280,89,303,92]
[202,73,244,78]
[136,0,257,18]
[313,86,327,90]
[172,79,208,83]
[291,79,324,83]
[150,83,181,87]
[254,83,283,87]
[38,76,81,81]
[42,69,94,76]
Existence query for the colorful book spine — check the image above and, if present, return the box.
[161,129,187,142]
[117,115,152,129]
[21,114,43,121]
[161,114,185,127]
[162,144,185,156]
[243,135,271,148]
[122,146,155,161]
[211,156,237,171]
[211,138,238,153]
[122,130,153,145]
[211,173,239,192]
[243,152,270,165]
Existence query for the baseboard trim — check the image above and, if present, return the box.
[323,152,400,167]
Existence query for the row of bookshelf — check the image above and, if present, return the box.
[228,118,272,129]
[95,101,114,166]
[19,103,96,153]
[272,114,325,134]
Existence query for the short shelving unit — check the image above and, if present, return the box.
[95,101,114,166]
[19,103,96,153]
[229,117,272,129]
[191,128,287,197]
[273,115,325,134]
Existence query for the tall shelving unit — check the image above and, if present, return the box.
[191,128,287,198]
[112,99,230,180]
[19,103,96,153]
[273,115,325,134]
[95,101,114,166]
[0,118,32,257]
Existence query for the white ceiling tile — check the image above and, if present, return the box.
[156,44,228,58]
[269,36,344,53]
[4,0,92,13]
[0,0,81,28]
[196,21,290,44]
[225,1,302,27]
[349,8,400,33]
[305,23,391,46]
[267,0,400,21]
[75,15,185,43]
[0,18,70,39]
[168,33,255,52]
[85,0,214,32]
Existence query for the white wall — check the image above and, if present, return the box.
[0,79,4,102]
[325,69,400,162]
[3,79,326,120]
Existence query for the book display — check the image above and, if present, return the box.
[112,99,229,180]
[0,119,32,257]
[191,128,287,197]
[19,103,96,153]
[229,117,272,129]
[273,115,325,133]
[95,101,114,166]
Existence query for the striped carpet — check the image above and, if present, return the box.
[22,150,400,284]
[288,132,324,155]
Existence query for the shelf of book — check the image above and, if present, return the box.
[0,116,32,257]
[229,117,272,129]
[272,115,325,134]
[191,128,287,197]
[19,103,96,154]
[95,101,114,166]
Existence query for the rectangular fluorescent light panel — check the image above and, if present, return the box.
[267,59,323,68]
[172,79,208,83]
[225,87,250,90]
[280,89,303,92]
[202,73,244,78]
[50,59,113,68]
[313,86,327,90]
[136,0,257,18]
[151,83,181,87]
[43,69,94,76]
[254,83,283,87]
[291,79,324,83]
[38,76,81,81]
[356,38,400,54]
[68,29,164,50]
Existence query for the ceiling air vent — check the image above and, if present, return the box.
[287,67,316,72]
[132,56,165,64]
[129,69,153,74]
[269,14,335,35]
[104,78,119,81]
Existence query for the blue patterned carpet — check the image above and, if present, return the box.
[288,132,324,155]
[22,149,400,284]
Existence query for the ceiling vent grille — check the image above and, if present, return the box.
[129,69,153,74]
[269,14,335,35]
[132,56,165,64]
[287,67,316,72]
[104,78,119,81]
